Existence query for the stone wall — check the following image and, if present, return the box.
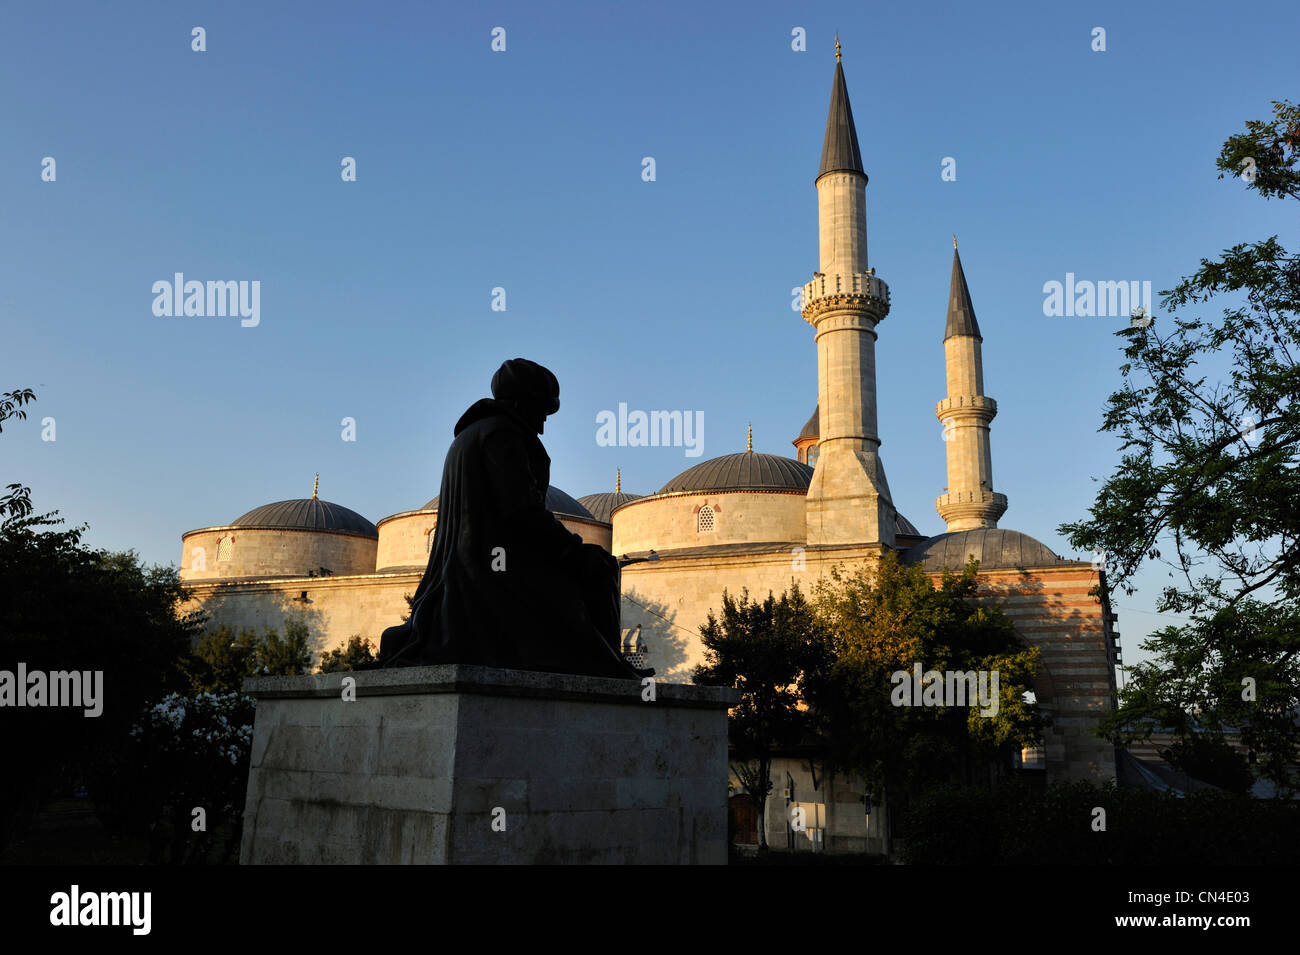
[180,572,420,659]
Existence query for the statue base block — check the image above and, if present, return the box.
[238,665,737,865]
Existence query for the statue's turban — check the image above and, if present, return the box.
[491,358,561,415]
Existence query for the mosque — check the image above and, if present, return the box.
[179,45,1119,850]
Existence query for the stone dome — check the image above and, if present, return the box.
[578,491,644,523]
[232,499,378,538]
[902,528,1066,572]
[425,486,595,520]
[658,452,814,494]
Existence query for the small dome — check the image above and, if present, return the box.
[895,512,922,537]
[578,491,644,523]
[798,405,819,440]
[902,528,1065,572]
[425,485,595,520]
[232,499,378,538]
[658,452,814,494]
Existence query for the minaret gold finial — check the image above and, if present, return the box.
[835,35,841,62]
[312,473,319,500]
[953,234,958,250]
[616,469,621,494]
[747,423,753,453]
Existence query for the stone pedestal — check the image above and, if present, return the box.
[238,665,737,865]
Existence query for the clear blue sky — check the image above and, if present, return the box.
[2,1,1296,671]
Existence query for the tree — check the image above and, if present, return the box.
[1,387,37,521]
[256,618,313,676]
[1061,100,1300,795]
[694,585,829,851]
[805,553,1041,851]
[0,516,200,849]
[183,625,261,694]
[183,620,313,694]
[318,635,379,673]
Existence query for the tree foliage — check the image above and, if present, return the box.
[0,513,200,849]
[806,553,1041,808]
[318,635,379,673]
[1061,100,1300,795]
[1,387,37,521]
[694,585,828,850]
[183,620,313,693]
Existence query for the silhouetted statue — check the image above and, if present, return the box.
[376,359,649,679]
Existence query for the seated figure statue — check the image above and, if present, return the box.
[376,358,650,680]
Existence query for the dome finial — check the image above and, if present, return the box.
[747,423,753,453]
[615,468,621,494]
[312,473,319,500]
[835,35,841,62]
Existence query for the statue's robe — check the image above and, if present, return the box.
[378,398,644,678]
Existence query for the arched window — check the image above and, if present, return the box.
[698,505,715,534]
[807,445,819,468]
[426,527,436,553]
[216,535,233,562]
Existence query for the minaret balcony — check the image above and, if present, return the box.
[936,395,998,421]
[801,272,890,325]
[935,491,1009,527]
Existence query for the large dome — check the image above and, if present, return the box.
[231,499,378,538]
[425,485,594,520]
[655,451,921,537]
[902,528,1066,572]
[578,491,643,523]
[658,452,814,494]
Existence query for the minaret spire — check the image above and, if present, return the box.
[801,46,896,547]
[936,244,1007,531]
[818,47,864,184]
[945,243,982,341]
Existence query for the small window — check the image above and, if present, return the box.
[807,445,819,468]
[698,505,715,534]
[426,527,436,553]
[216,535,233,562]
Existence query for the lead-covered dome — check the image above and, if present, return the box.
[798,405,820,440]
[232,499,378,538]
[578,491,643,523]
[902,528,1065,572]
[658,452,814,494]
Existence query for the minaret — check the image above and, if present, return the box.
[801,39,896,547]
[936,240,1007,531]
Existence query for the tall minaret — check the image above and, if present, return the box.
[936,240,1007,531]
[801,39,896,547]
